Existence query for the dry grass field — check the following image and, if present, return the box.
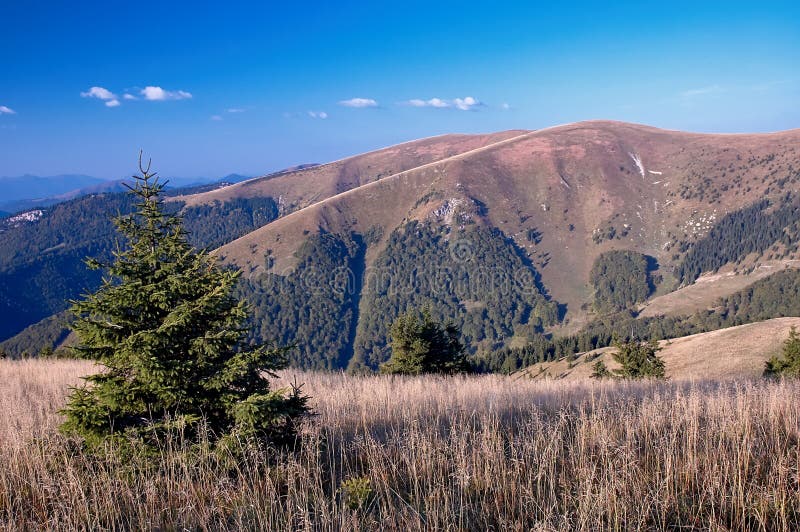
[1,358,799,530]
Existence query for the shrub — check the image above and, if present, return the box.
[340,476,375,510]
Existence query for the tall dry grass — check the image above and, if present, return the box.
[1,359,799,530]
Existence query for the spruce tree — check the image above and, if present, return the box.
[591,359,612,379]
[764,326,800,377]
[380,307,470,375]
[611,339,666,379]
[60,156,307,450]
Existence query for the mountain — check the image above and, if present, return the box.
[0,174,110,205]
[3,120,800,373]
[0,173,255,215]
[0,179,128,214]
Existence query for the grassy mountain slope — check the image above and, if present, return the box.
[216,121,800,325]
[174,131,524,212]
[639,260,800,318]
[516,317,800,380]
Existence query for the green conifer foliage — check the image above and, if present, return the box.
[764,326,800,377]
[611,339,666,379]
[380,307,470,375]
[60,157,307,450]
[590,359,612,379]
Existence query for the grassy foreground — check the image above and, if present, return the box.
[1,360,799,530]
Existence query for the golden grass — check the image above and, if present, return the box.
[2,359,799,530]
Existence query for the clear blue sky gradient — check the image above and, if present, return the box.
[1,0,798,179]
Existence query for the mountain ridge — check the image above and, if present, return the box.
[3,120,800,371]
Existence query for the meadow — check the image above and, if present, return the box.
[1,359,799,530]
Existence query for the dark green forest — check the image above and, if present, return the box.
[590,250,654,313]
[238,221,559,371]
[480,266,800,373]
[349,221,560,370]
[676,193,800,284]
[0,192,278,342]
[238,232,364,370]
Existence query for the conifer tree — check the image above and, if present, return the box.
[60,156,307,449]
[764,326,800,377]
[380,307,470,375]
[591,359,612,379]
[611,339,666,379]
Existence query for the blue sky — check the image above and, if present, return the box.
[1,0,799,179]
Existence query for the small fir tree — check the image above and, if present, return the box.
[611,339,666,379]
[60,156,307,450]
[380,307,470,375]
[591,359,612,379]
[764,326,800,378]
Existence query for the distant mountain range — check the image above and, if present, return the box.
[0,174,109,204]
[0,173,254,215]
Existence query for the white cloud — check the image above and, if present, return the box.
[0,105,16,115]
[122,93,137,100]
[227,108,245,113]
[210,115,223,121]
[81,86,116,100]
[140,86,193,101]
[339,97,378,108]
[429,98,450,108]
[81,86,121,108]
[407,98,449,108]
[308,110,328,119]
[501,102,511,110]
[453,96,480,111]
[404,96,481,110]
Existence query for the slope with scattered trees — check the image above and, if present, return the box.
[0,192,279,342]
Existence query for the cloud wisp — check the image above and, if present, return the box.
[0,105,16,115]
[680,85,724,99]
[339,97,378,108]
[80,86,120,107]
[140,86,193,101]
[308,111,328,119]
[404,96,482,111]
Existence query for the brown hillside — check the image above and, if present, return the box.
[516,317,800,380]
[639,259,800,318]
[211,120,800,323]
[173,131,525,212]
